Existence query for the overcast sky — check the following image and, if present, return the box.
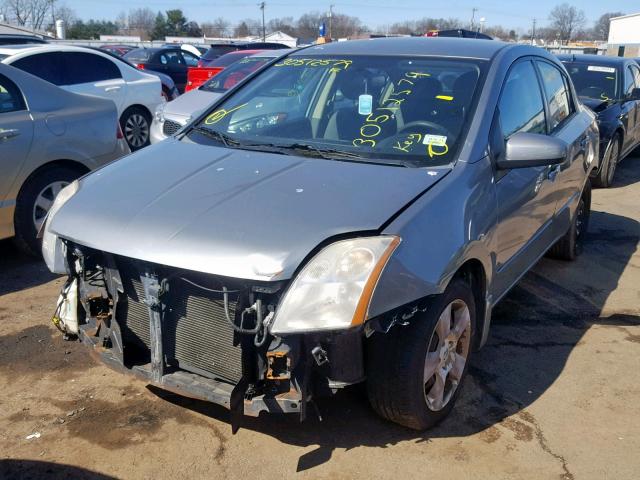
[63,0,637,32]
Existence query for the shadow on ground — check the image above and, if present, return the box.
[0,239,58,296]
[0,460,117,480]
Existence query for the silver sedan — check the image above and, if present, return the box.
[0,63,129,254]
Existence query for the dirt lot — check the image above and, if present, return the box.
[1,158,639,480]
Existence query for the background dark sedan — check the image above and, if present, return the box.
[124,47,200,93]
[558,54,640,187]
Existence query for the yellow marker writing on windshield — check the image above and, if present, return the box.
[436,95,454,101]
[204,103,248,125]
[427,142,449,158]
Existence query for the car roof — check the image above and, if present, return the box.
[295,37,508,60]
[556,54,629,66]
[249,48,295,58]
[0,43,122,57]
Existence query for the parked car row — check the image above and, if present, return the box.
[40,37,600,432]
[0,63,129,254]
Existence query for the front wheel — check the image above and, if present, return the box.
[593,136,620,188]
[367,277,476,430]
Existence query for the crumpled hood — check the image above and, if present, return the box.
[51,139,449,280]
[164,89,222,124]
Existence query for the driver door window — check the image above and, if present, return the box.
[498,61,546,138]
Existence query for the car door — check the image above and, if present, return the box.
[492,59,559,297]
[629,63,640,145]
[534,59,586,221]
[620,64,638,152]
[61,52,127,115]
[167,50,189,92]
[0,73,33,236]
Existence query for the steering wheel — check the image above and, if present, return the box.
[398,120,452,139]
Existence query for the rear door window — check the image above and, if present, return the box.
[498,60,546,138]
[182,51,199,67]
[62,52,122,85]
[536,61,572,132]
[159,51,185,66]
[0,73,25,113]
[11,52,64,86]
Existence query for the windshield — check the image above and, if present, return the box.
[200,56,271,93]
[0,54,7,61]
[562,62,618,100]
[188,55,483,167]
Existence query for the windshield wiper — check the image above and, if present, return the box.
[191,126,239,147]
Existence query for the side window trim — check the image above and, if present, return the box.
[0,73,27,113]
[534,58,575,135]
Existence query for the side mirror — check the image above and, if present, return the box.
[629,87,640,101]
[496,132,567,169]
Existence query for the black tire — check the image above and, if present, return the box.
[367,277,476,430]
[548,181,591,261]
[13,164,84,256]
[120,106,151,151]
[592,135,620,188]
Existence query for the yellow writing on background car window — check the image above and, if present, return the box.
[273,58,353,71]
[204,103,248,125]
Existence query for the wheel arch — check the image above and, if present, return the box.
[120,103,152,122]
[18,159,89,197]
[451,258,488,351]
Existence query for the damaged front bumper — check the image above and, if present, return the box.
[57,243,366,423]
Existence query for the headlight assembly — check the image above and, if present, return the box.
[270,236,401,334]
[41,180,79,274]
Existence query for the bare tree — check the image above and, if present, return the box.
[267,16,295,36]
[53,4,75,27]
[128,7,155,39]
[548,3,586,43]
[2,0,53,29]
[202,17,230,37]
[593,11,625,41]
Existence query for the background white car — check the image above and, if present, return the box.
[0,44,164,150]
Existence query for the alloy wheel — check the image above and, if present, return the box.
[423,299,471,411]
[606,138,619,185]
[32,180,68,232]
[124,113,150,148]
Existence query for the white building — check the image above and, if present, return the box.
[608,13,640,57]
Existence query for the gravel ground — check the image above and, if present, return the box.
[1,157,639,480]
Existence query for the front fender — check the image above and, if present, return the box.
[369,157,497,319]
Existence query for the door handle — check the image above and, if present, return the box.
[0,129,20,141]
[105,86,121,92]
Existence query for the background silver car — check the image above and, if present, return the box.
[150,50,293,144]
[0,63,129,255]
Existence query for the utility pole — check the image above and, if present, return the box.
[531,18,536,45]
[329,4,334,41]
[259,2,265,41]
[470,7,478,31]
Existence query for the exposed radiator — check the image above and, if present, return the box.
[115,258,243,384]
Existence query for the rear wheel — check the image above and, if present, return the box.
[548,181,591,261]
[367,277,476,430]
[593,135,620,188]
[120,106,151,151]
[13,165,83,256]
